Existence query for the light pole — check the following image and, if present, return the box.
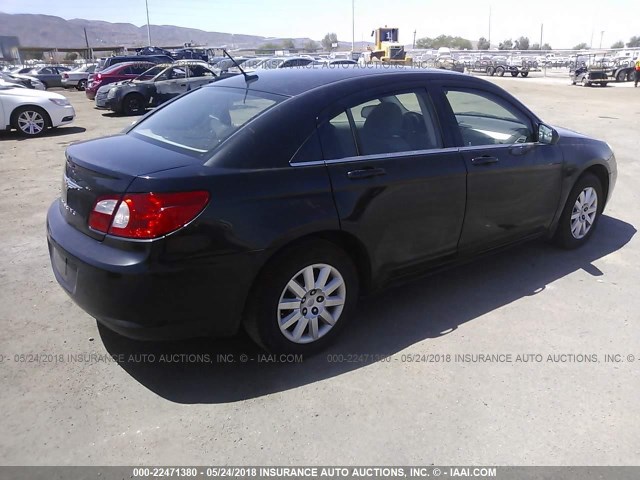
[599,30,604,49]
[352,0,355,52]
[488,6,491,47]
[145,0,151,46]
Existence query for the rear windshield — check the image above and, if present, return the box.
[129,86,284,157]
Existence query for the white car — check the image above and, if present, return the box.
[0,85,75,137]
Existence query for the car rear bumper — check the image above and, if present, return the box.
[61,78,79,88]
[46,200,257,340]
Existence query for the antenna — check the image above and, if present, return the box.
[223,49,257,84]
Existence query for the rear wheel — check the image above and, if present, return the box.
[511,71,519,77]
[581,76,590,87]
[616,70,626,82]
[496,66,505,76]
[627,70,635,82]
[11,106,50,137]
[122,93,146,116]
[520,71,529,77]
[76,79,87,91]
[243,240,359,354]
[554,174,603,249]
[487,66,496,76]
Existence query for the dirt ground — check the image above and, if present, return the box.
[0,73,639,466]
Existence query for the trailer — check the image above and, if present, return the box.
[466,59,532,77]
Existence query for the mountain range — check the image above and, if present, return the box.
[0,12,370,50]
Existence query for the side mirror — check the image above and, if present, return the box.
[538,123,559,145]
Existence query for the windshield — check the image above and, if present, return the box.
[130,86,283,156]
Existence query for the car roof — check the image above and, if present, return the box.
[209,65,467,97]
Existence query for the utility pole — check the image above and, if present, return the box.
[540,23,543,50]
[351,0,355,52]
[84,27,92,60]
[599,30,604,49]
[413,30,416,49]
[145,0,152,46]
[488,6,492,47]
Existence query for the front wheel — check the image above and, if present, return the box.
[520,71,529,77]
[243,240,359,354]
[122,93,146,116]
[12,106,50,137]
[554,174,603,249]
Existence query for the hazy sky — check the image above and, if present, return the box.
[2,0,637,49]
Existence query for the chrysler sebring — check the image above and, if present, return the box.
[46,67,617,353]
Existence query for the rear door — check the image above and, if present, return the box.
[321,86,467,280]
[185,65,216,89]
[434,85,563,253]
[154,66,189,104]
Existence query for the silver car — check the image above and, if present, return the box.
[61,64,96,91]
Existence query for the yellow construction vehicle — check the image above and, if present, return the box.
[367,27,412,65]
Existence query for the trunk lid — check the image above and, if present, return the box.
[61,134,198,240]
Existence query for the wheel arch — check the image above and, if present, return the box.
[581,163,610,207]
[10,104,52,129]
[247,229,373,308]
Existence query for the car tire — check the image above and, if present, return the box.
[511,71,519,77]
[122,93,146,116]
[76,79,87,91]
[41,82,48,90]
[496,66,505,76]
[554,173,603,249]
[487,66,496,76]
[520,71,529,77]
[243,239,359,355]
[616,70,626,82]
[11,106,51,137]
[581,77,590,87]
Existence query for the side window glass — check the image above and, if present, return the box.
[121,66,132,75]
[291,131,323,163]
[349,91,442,155]
[319,111,357,160]
[444,89,533,146]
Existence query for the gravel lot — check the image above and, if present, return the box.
[0,74,638,466]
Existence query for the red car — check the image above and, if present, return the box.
[85,62,154,100]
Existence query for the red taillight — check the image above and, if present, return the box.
[88,191,209,239]
[62,73,69,79]
[96,73,102,80]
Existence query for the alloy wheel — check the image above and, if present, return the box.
[277,263,346,344]
[570,187,598,239]
[17,110,45,135]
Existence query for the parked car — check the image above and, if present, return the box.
[24,66,71,89]
[61,64,96,91]
[103,62,217,115]
[0,72,45,90]
[0,84,75,136]
[85,62,155,100]
[95,55,173,73]
[47,67,616,353]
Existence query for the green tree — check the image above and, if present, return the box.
[610,40,624,48]
[260,42,281,50]
[514,36,529,50]
[281,39,295,50]
[530,43,540,50]
[498,39,513,50]
[477,37,490,50]
[627,36,640,48]
[573,42,589,50]
[541,43,552,50]
[322,33,338,51]
[415,35,472,49]
[303,40,319,52]
[64,51,79,61]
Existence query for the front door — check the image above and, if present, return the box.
[437,86,563,253]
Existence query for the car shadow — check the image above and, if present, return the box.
[100,215,636,404]
[0,126,86,141]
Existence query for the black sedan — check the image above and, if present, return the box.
[47,66,617,354]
